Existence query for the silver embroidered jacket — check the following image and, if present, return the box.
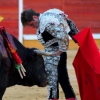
[36,8,73,52]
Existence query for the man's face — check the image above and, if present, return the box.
[26,16,39,28]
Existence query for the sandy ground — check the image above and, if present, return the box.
[3,50,81,100]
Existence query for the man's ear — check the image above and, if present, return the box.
[32,15,38,20]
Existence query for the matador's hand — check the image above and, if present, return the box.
[52,50,63,56]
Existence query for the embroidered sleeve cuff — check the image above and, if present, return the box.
[58,41,68,52]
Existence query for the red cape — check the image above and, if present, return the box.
[73,27,100,100]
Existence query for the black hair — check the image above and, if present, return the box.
[21,9,40,26]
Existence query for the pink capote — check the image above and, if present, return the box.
[72,27,100,100]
